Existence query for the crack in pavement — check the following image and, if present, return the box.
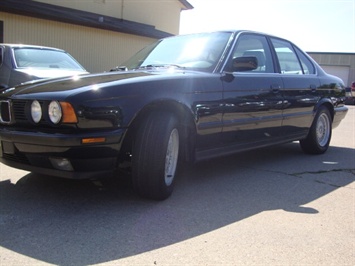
[291,168,355,177]
[291,168,355,189]
[245,167,355,189]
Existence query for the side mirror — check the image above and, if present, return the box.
[231,56,258,72]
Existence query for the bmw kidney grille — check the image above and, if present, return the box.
[0,100,12,124]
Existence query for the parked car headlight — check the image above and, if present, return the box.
[31,100,42,123]
[48,101,62,124]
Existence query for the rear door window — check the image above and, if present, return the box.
[271,38,305,74]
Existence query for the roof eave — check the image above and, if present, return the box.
[179,0,194,10]
[0,0,174,39]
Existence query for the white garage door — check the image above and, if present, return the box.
[321,65,350,86]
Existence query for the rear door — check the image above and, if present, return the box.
[221,33,284,147]
[270,38,320,138]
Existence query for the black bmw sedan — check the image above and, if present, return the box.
[0,31,348,200]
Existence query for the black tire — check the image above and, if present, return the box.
[132,111,180,200]
[300,106,332,154]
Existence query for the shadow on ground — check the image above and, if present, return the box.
[0,143,354,265]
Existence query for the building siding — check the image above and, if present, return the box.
[308,53,355,87]
[0,0,191,73]
[34,0,185,34]
[1,12,155,73]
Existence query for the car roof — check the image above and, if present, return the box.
[163,30,282,41]
[0,43,65,52]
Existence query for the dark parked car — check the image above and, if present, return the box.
[345,81,355,105]
[0,44,88,89]
[0,31,348,200]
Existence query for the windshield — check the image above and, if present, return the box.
[121,32,233,72]
[13,48,85,71]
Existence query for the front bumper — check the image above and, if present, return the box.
[332,106,348,129]
[0,128,126,179]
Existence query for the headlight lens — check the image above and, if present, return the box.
[48,101,62,124]
[31,100,42,123]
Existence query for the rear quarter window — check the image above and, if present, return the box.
[295,47,316,74]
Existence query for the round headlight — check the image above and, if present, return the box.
[31,100,42,123]
[48,101,62,124]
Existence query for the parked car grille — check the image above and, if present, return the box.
[1,99,77,132]
[12,100,28,121]
[1,99,48,126]
[0,99,28,124]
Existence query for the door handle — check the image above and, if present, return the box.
[270,84,281,93]
[310,84,317,92]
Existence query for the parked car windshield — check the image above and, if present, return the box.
[121,32,233,72]
[13,48,85,71]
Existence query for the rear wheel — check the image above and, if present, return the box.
[132,111,180,200]
[300,106,332,154]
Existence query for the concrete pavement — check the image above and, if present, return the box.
[0,106,354,266]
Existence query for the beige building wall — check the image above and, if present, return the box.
[309,53,355,87]
[34,0,184,34]
[1,12,156,73]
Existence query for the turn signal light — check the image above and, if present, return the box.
[60,102,78,123]
[82,137,106,144]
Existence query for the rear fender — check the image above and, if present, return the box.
[314,98,334,121]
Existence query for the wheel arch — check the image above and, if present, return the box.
[314,99,335,122]
[120,99,197,163]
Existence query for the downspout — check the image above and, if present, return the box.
[121,0,124,20]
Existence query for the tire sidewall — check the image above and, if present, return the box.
[132,112,180,200]
[314,107,332,152]
[300,106,332,154]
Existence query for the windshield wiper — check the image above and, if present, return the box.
[110,66,128,71]
[138,64,185,70]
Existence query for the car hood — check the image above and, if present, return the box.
[2,70,205,98]
[15,68,89,79]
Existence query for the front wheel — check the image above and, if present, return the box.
[132,112,180,200]
[300,106,332,154]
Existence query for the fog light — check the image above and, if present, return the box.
[49,157,74,171]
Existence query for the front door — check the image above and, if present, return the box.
[221,34,284,148]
